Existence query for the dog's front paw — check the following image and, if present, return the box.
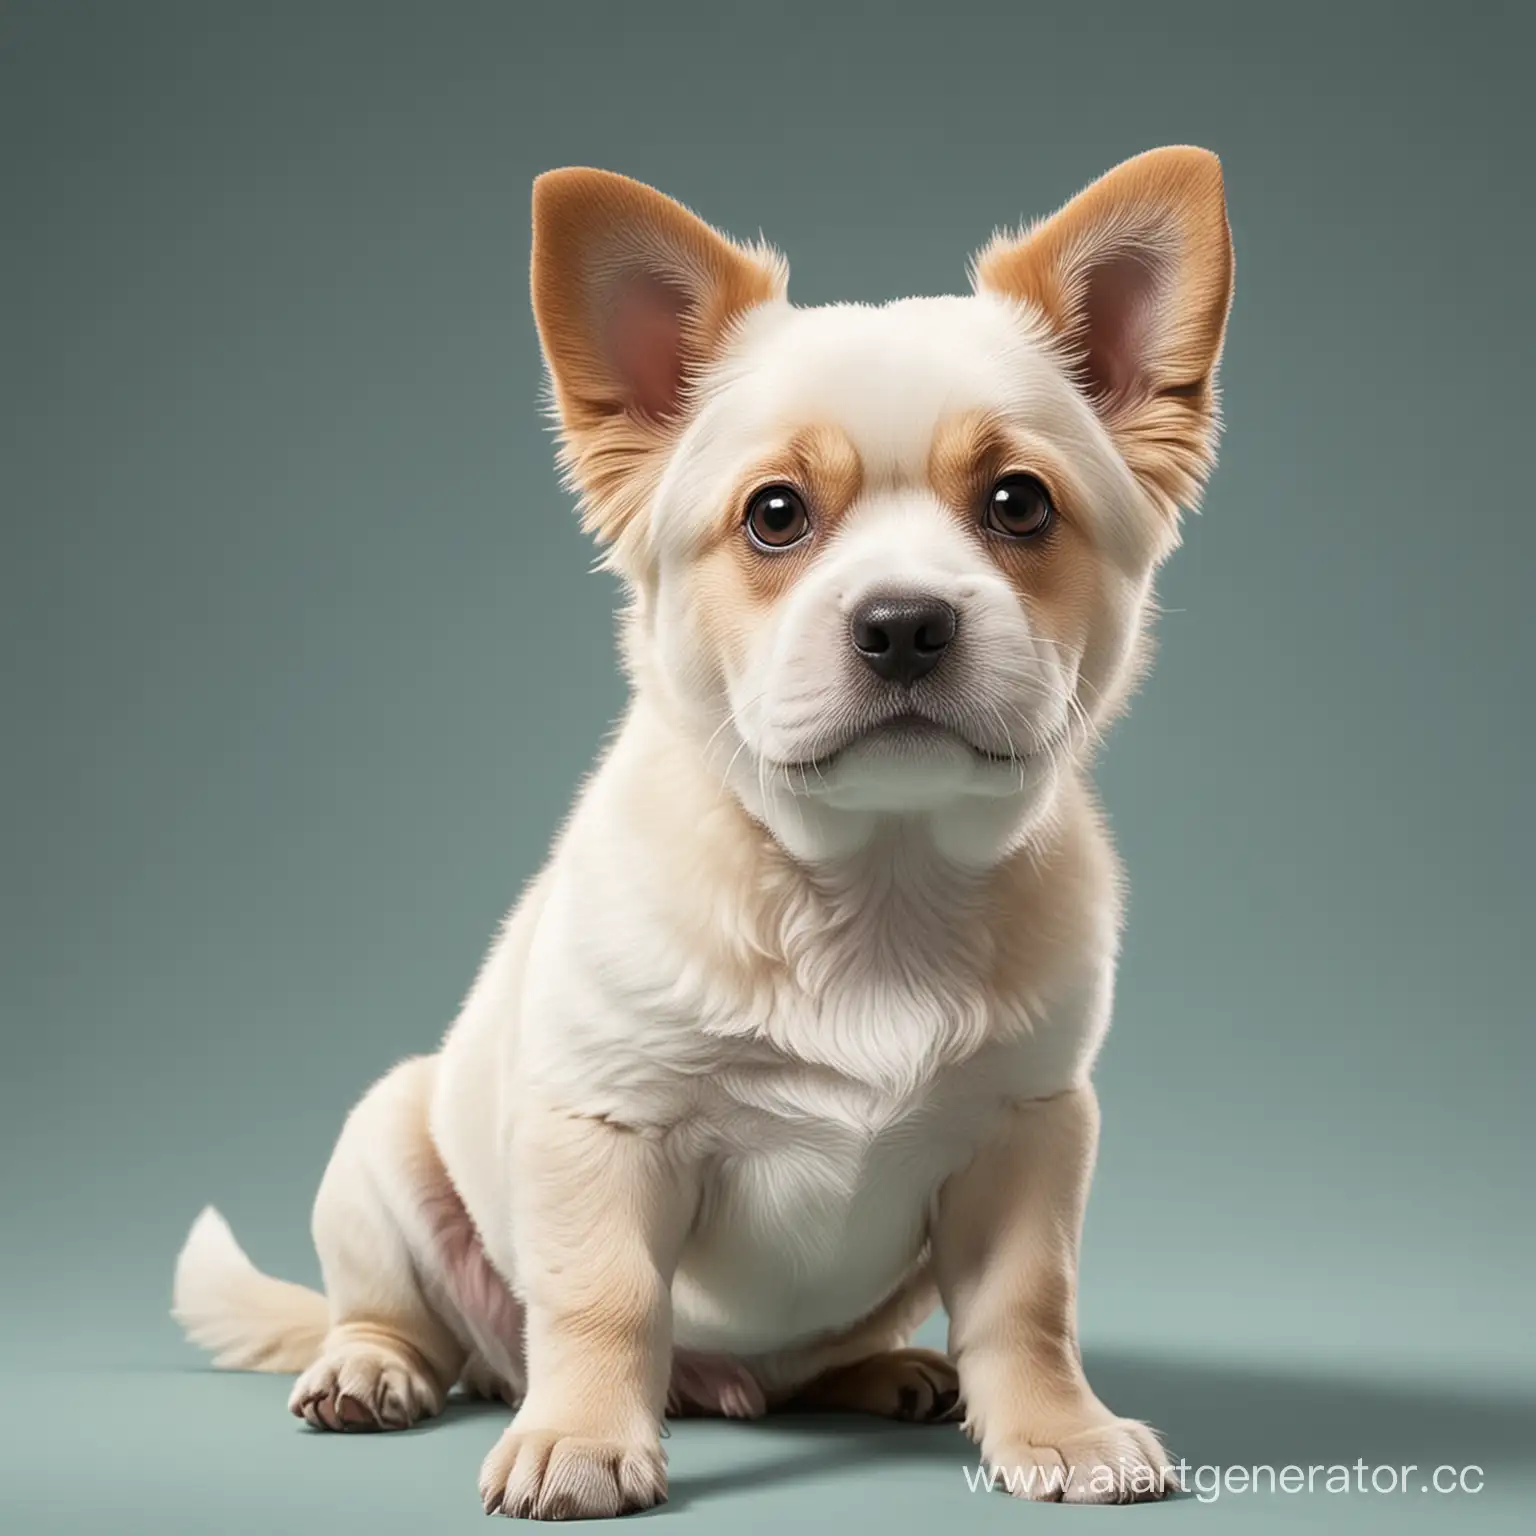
[479,1426,667,1520]
[979,1415,1177,1504]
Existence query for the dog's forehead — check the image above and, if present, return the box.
[705,293,1062,477]
[657,289,1151,567]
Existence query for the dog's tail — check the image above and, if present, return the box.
[172,1206,328,1373]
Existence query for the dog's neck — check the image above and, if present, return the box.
[587,694,1104,1094]
[629,680,1069,883]
[617,689,1079,946]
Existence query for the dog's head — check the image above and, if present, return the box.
[530,151,1233,861]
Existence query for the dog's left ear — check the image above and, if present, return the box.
[531,169,788,555]
[975,147,1234,513]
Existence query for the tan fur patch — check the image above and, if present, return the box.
[688,422,865,668]
[974,146,1233,517]
[926,409,1103,657]
[530,169,788,561]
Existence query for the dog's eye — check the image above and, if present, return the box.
[984,474,1054,540]
[745,485,811,550]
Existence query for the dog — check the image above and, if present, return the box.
[173,147,1234,1517]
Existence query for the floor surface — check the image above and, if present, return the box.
[6,1338,1532,1533]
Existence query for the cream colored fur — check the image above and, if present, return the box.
[174,147,1233,1517]
[173,1207,328,1372]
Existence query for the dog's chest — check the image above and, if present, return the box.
[669,1045,1017,1356]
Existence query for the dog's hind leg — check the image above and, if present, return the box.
[289,1055,469,1432]
[783,1346,961,1421]
[756,1262,960,1421]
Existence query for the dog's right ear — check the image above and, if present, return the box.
[531,169,788,554]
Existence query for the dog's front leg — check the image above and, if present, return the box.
[932,1084,1177,1505]
[479,1103,697,1520]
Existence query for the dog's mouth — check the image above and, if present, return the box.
[767,713,1049,779]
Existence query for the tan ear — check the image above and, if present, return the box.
[531,168,788,548]
[974,147,1234,513]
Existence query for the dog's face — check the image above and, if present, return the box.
[530,153,1232,861]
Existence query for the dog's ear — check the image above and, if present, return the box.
[531,169,788,552]
[974,147,1233,514]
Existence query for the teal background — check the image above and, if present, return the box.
[2,1,1532,1531]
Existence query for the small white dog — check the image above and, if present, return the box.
[174,147,1233,1517]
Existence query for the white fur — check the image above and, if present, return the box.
[430,292,1134,1354]
[174,152,1231,1515]
[175,290,1134,1371]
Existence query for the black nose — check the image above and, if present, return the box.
[849,594,957,685]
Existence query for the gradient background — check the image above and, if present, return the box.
[2,1,1532,1531]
